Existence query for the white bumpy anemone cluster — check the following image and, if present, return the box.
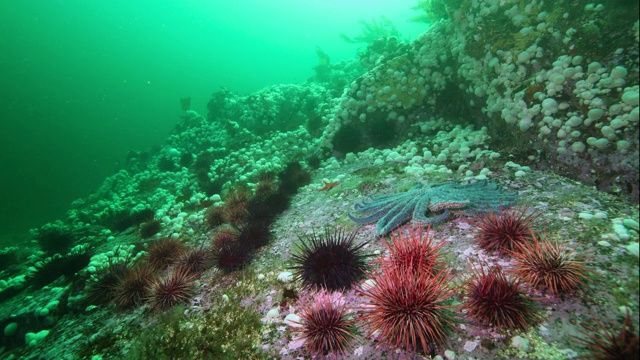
[319,0,637,198]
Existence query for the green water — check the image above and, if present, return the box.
[0,0,424,242]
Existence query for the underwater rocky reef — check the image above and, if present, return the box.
[1,0,638,359]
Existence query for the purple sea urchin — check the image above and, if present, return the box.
[290,228,371,291]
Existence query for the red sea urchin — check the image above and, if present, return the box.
[384,226,446,275]
[35,225,76,255]
[139,219,162,239]
[87,255,132,305]
[295,291,357,357]
[471,206,539,255]
[359,264,457,354]
[211,226,254,272]
[290,228,372,291]
[573,311,639,359]
[511,232,592,296]
[204,205,225,229]
[113,265,155,309]
[211,226,238,248]
[212,240,254,272]
[221,187,251,226]
[277,161,312,196]
[148,267,196,310]
[462,264,541,330]
[145,237,186,271]
[177,242,212,276]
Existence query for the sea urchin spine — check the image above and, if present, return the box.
[359,263,457,354]
[573,311,639,359]
[462,264,541,330]
[148,267,196,310]
[471,206,538,255]
[511,232,592,296]
[290,228,371,291]
[113,265,155,309]
[295,291,357,357]
[384,226,446,275]
[145,237,187,271]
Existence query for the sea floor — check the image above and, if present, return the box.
[3,157,639,360]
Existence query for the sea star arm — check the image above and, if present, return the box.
[412,208,451,225]
[411,193,466,223]
[352,192,414,213]
[348,180,517,236]
[354,197,398,213]
[464,184,518,210]
[348,201,399,224]
[469,196,518,211]
[442,180,518,211]
[375,197,419,236]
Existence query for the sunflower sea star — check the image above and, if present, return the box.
[348,180,518,236]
